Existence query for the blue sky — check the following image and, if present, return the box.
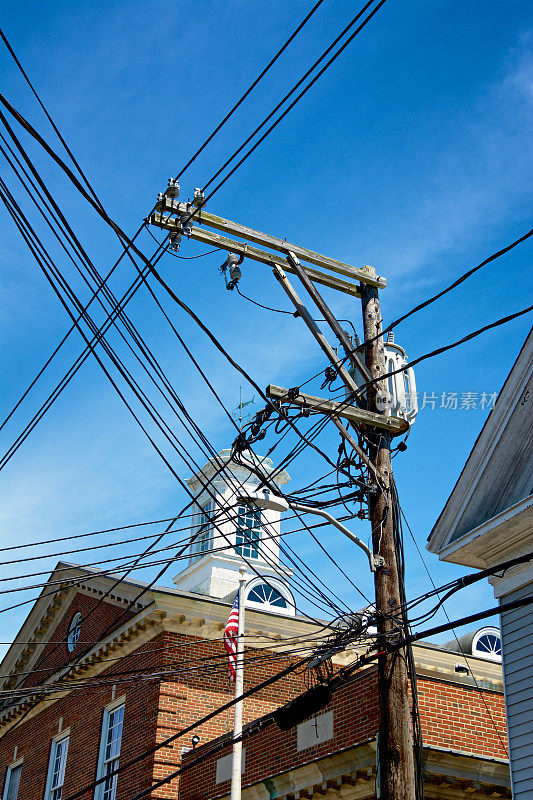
[0,0,532,656]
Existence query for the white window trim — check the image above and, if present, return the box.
[472,627,502,663]
[2,758,23,800]
[235,505,261,559]
[244,577,296,617]
[66,612,82,652]
[95,696,126,800]
[44,729,70,800]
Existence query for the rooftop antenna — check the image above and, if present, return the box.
[232,387,255,431]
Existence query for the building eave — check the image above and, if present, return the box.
[427,329,533,555]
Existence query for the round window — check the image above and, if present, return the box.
[66,612,82,652]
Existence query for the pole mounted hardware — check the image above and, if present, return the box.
[220,252,244,290]
[265,385,409,436]
[164,178,180,198]
[150,196,386,297]
[237,490,384,572]
[193,187,206,207]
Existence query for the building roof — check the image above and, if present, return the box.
[427,328,533,566]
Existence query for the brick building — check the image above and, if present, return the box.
[0,452,512,799]
[180,648,510,800]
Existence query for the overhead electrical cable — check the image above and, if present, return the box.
[365,227,533,349]
[0,107,374,618]
[200,0,386,194]
[175,0,325,178]
[357,304,533,394]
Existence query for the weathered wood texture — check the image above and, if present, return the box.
[150,213,362,297]
[361,283,416,800]
[154,198,386,288]
[265,385,408,436]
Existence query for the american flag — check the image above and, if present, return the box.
[224,592,240,680]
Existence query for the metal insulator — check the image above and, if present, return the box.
[168,230,181,252]
[227,252,242,286]
[181,214,193,236]
[164,178,180,198]
[354,332,362,347]
[387,330,395,343]
[229,263,241,284]
[193,188,206,208]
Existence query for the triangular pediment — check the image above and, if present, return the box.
[0,562,154,693]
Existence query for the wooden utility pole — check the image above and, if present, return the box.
[360,284,416,800]
[151,199,416,796]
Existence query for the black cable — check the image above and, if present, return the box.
[133,591,533,800]
[366,227,533,350]
[0,514,187,553]
[0,27,106,211]
[0,72,376,631]
[175,0,325,179]
[359,305,533,394]
[1,42,382,644]
[235,284,357,335]
[61,651,315,800]
[201,0,384,193]
[0,509,372,619]
[0,94,353,492]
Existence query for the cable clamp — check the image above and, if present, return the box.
[371,554,386,570]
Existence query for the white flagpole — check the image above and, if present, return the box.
[230,568,247,800]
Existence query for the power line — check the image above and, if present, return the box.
[175,0,325,179]
[235,284,357,335]
[0,514,187,553]
[0,27,105,210]
[0,0,323,431]
[359,303,533,393]
[370,227,533,347]
[60,651,315,800]
[201,0,385,194]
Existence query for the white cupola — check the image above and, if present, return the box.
[173,449,295,613]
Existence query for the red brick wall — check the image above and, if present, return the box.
[0,634,165,800]
[1,629,309,800]
[149,632,310,799]
[2,614,508,800]
[22,592,136,687]
[417,676,508,759]
[180,671,508,800]
[182,669,379,800]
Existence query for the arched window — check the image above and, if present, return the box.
[247,583,288,608]
[66,612,81,652]
[472,628,502,662]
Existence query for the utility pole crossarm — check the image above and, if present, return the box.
[150,212,361,298]
[265,385,408,436]
[154,197,387,288]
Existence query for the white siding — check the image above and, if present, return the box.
[500,582,533,799]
